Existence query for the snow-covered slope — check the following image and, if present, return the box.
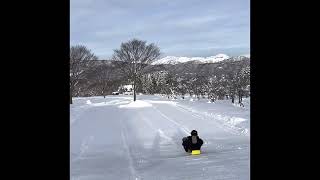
[152,54,230,65]
[70,95,250,180]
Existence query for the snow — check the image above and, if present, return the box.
[71,95,250,180]
[152,54,230,65]
[121,85,133,90]
[119,100,153,108]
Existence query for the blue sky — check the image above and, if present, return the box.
[71,0,250,59]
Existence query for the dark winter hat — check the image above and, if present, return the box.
[191,130,198,136]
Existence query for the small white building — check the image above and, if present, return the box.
[118,85,133,94]
[121,85,133,91]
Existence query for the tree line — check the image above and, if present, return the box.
[70,39,250,106]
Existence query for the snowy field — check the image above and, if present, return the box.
[70,95,250,180]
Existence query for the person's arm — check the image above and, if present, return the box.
[199,138,203,145]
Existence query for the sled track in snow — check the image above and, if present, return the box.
[173,103,246,136]
[151,105,190,136]
[120,121,141,180]
[71,96,250,180]
[121,131,138,180]
[71,135,95,162]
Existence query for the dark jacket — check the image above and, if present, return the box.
[182,135,204,150]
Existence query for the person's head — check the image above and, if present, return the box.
[191,130,198,136]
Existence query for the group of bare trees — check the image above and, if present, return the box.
[70,45,97,104]
[70,39,250,105]
[69,53,124,104]
[70,39,161,104]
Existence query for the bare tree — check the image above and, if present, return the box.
[93,63,115,98]
[112,39,160,101]
[70,45,98,104]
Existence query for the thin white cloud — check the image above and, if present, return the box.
[167,15,226,28]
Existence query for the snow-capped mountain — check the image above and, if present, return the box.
[152,54,230,65]
[152,54,250,65]
[228,55,250,62]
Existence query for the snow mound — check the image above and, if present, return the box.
[145,100,177,105]
[90,100,132,107]
[228,117,247,126]
[118,100,153,108]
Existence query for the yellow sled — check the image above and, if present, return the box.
[191,150,201,155]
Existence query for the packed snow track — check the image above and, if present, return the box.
[70,95,250,180]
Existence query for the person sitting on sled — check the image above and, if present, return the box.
[182,130,203,153]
